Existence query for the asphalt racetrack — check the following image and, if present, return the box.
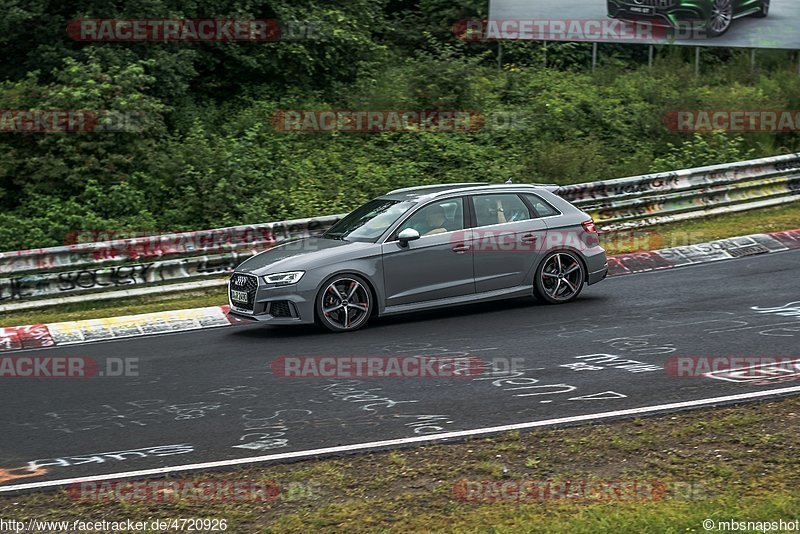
[2,249,800,491]
[489,0,800,49]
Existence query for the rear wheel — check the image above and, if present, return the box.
[753,0,769,17]
[534,251,586,304]
[316,274,372,332]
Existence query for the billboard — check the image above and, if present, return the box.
[484,0,799,49]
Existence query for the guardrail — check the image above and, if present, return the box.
[1,153,798,309]
[0,216,342,309]
[559,152,800,230]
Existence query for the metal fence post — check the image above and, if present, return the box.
[695,47,700,76]
[497,42,503,72]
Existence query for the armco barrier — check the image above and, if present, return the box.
[0,216,340,275]
[0,251,258,300]
[0,216,341,306]
[559,152,800,230]
[0,154,798,307]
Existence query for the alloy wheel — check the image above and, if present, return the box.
[319,277,371,331]
[539,252,585,302]
[709,0,733,34]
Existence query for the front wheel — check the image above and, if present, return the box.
[316,274,373,332]
[534,251,586,304]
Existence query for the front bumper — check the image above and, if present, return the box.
[607,0,706,30]
[228,274,317,325]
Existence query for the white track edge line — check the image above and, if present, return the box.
[3,385,800,493]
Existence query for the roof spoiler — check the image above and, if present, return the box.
[530,183,561,193]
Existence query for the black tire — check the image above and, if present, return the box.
[315,274,373,332]
[534,251,586,304]
[705,0,733,37]
[752,0,769,17]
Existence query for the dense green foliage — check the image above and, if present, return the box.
[1,0,798,250]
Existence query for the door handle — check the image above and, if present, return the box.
[452,244,471,254]
[521,234,538,242]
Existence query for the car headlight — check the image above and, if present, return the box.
[262,271,304,286]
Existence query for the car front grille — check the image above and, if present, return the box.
[268,300,293,318]
[229,273,258,311]
[628,0,675,7]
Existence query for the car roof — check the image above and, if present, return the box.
[380,183,560,201]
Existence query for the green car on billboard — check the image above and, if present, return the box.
[607,0,769,37]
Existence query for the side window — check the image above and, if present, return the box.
[396,198,464,237]
[472,194,532,227]
[523,194,560,218]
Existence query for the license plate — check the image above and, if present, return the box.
[231,290,248,303]
[628,5,654,14]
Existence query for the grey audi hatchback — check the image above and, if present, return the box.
[228,183,608,332]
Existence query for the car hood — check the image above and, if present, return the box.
[235,237,374,275]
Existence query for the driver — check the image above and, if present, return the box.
[417,205,448,236]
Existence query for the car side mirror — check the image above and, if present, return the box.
[397,228,420,247]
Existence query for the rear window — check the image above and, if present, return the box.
[523,194,560,218]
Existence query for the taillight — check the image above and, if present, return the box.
[581,219,597,234]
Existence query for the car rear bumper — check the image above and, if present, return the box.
[579,245,609,286]
[588,264,609,285]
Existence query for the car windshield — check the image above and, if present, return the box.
[323,199,415,242]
